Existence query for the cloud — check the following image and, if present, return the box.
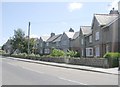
[108,0,119,10]
[68,2,83,12]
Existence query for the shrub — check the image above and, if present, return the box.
[67,50,80,57]
[11,53,27,58]
[0,50,6,55]
[50,49,65,57]
[18,53,27,58]
[103,52,120,67]
[103,52,120,58]
[27,53,36,59]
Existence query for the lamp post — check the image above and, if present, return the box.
[28,22,31,55]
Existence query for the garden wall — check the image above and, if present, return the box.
[41,57,109,68]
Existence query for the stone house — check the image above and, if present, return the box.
[84,8,120,58]
[79,26,92,58]
[60,29,75,52]
[36,36,50,55]
[45,33,62,54]
[70,31,80,53]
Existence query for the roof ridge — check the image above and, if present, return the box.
[95,14,119,16]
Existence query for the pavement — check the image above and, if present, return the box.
[2,56,120,75]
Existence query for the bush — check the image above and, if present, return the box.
[11,53,27,58]
[0,50,6,55]
[50,49,65,57]
[26,53,36,59]
[103,52,120,58]
[67,50,80,57]
[103,52,120,67]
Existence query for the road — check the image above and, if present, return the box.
[1,56,118,85]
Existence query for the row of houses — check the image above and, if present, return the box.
[34,8,120,58]
[2,8,120,58]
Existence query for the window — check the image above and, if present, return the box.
[95,46,100,57]
[81,39,84,45]
[89,35,92,43]
[95,32,99,40]
[44,49,50,54]
[86,48,93,56]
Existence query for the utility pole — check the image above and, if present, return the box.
[28,22,30,54]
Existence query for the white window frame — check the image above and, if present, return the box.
[86,48,93,57]
[44,49,50,54]
[95,32,99,41]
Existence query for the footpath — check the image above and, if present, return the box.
[3,56,119,75]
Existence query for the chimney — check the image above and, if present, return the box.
[51,33,55,37]
[69,28,74,32]
[109,8,119,14]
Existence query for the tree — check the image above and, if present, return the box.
[11,28,25,53]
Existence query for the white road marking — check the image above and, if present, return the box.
[59,77,87,85]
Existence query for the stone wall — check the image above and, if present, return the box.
[40,57,109,68]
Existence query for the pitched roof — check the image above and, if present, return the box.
[53,34,62,42]
[102,15,120,29]
[80,26,92,35]
[40,36,50,41]
[94,14,118,26]
[64,32,75,39]
[72,32,79,39]
[46,34,61,42]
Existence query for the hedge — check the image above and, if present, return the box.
[103,52,120,67]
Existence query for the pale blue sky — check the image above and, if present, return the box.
[1,1,119,46]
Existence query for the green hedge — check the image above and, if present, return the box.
[10,53,41,60]
[66,50,80,57]
[50,49,65,57]
[11,53,27,58]
[103,52,120,67]
[26,53,41,60]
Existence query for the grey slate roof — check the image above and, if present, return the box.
[80,26,92,35]
[94,14,118,26]
[72,32,79,40]
[53,34,62,42]
[102,15,120,29]
[46,34,61,42]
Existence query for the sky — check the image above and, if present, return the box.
[1,0,120,46]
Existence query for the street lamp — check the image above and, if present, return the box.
[28,22,31,54]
